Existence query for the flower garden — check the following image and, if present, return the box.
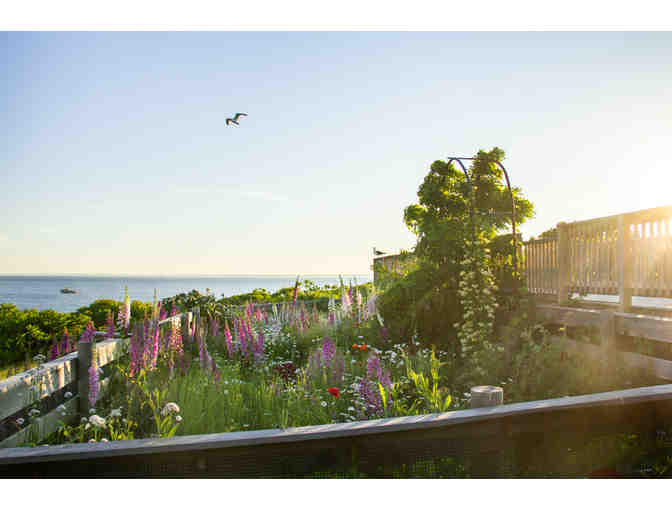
[5,275,660,456]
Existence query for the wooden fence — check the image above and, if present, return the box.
[1,382,671,477]
[530,299,672,381]
[523,205,672,311]
[0,312,192,448]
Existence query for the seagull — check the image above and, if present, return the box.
[226,113,247,126]
[373,247,386,256]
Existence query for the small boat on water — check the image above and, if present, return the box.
[60,288,77,294]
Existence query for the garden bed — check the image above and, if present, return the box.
[1,288,670,477]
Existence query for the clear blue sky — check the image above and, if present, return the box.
[2,31,671,275]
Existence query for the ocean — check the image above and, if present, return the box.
[0,275,372,313]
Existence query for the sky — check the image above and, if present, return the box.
[2,30,672,275]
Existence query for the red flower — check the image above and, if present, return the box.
[328,387,340,398]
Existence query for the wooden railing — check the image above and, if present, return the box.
[1,382,671,477]
[532,301,672,381]
[524,205,672,311]
[0,311,192,448]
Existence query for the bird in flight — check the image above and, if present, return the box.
[373,247,386,256]
[226,113,247,126]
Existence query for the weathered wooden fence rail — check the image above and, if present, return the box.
[0,311,193,448]
[533,302,672,381]
[1,383,671,477]
[524,205,672,311]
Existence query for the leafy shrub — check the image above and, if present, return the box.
[0,304,90,364]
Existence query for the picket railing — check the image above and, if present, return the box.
[0,311,192,448]
[524,205,672,311]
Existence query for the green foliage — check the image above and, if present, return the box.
[0,304,90,364]
[380,148,534,351]
[77,299,121,329]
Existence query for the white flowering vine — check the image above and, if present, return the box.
[455,227,499,361]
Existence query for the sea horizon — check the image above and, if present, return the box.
[0,274,373,313]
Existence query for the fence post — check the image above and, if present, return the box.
[193,307,200,339]
[77,341,96,415]
[618,214,633,313]
[181,312,192,346]
[557,222,570,305]
[599,310,616,373]
[470,386,504,408]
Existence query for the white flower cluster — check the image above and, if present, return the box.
[161,402,180,416]
[88,415,106,428]
[455,230,499,358]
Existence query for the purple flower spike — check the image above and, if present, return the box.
[367,356,383,382]
[79,321,96,344]
[88,365,99,408]
[321,337,335,366]
[224,321,234,358]
[49,342,59,361]
[60,328,70,354]
[380,327,389,344]
[333,352,345,386]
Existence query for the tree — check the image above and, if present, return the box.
[378,147,535,353]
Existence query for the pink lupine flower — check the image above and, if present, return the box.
[60,328,70,354]
[381,369,392,391]
[48,341,59,361]
[257,329,265,353]
[367,355,383,381]
[263,310,268,324]
[209,317,219,340]
[170,303,177,317]
[129,326,144,377]
[359,378,383,417]
[88,365,99,408]
[239,325,248,359]
[255,308,263,323]
[79,321,96,344]
[150,323,160,369]
[104,310,115,339]
[159,304,167,322]
[300,307,306,330]
[117,286,131,334]
[292,277,299,306]
[321,337,335,365]
[223,321,234,358]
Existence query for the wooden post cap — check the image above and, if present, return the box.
[470,385,504,408]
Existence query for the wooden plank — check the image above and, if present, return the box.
[0,396,79,449]
[0,338,126,422]
[614,312,672,344]
[619,215,633,312]
[620,350,672,381]
[0,375,115,449]
[549,334,672,381]
[2,382,672,468]
[536,305,602,328]
[557,222,570,304]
